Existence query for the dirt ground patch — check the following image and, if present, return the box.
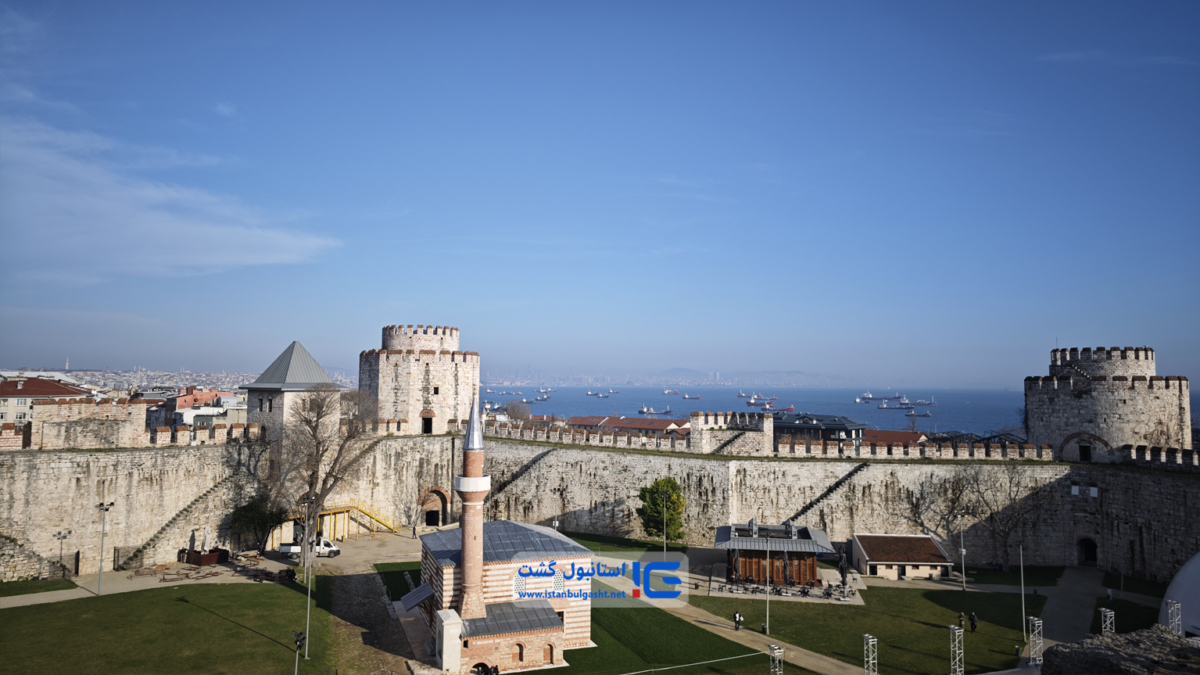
[327,571,414,675]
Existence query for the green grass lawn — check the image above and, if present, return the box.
[563,600,812,674]
[692,588,1046,675]
[0,577,77,597]
[1102,571,1169,598]
[1089,597,1161,635]
[562,531,689,554]
[0,580,333,675]
[374,561,421,600]
[966,565,1064,587]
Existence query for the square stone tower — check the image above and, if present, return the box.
[243,341,337,443]
[358,325,480,435]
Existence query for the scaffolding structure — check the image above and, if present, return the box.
[1100,608,1115,635]
[1167,600,1182,637]
[768,644,784,675]
[863,634,878,675]
[1028,617,1044,666]
[949,626,964,675]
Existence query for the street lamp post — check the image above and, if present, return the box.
[96,502,114,596]
[301,497,314,660]
[1019,542,1026,642]
[53,530,72,579]
[956,514,967,592]
[661,492,667,558]
[765,537,771,636]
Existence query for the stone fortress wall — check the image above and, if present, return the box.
[359,325,480,436]
[480,415,1198,470]
[0,396,262,452]
[478,440,1200,584]
[1026,347,1192,461]
[4,432,1196,585]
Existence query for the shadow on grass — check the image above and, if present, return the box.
[175,596,294,652]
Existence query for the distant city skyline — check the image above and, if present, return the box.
[1,3,1197,387]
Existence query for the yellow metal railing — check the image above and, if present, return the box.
[287,499,399,536]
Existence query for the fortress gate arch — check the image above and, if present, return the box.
[418,486,451,527]
[1058,432,1113,463]
[1078,537,1098,566]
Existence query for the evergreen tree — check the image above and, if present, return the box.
[636,477,686,542]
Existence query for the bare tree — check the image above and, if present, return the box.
[277,385,382,561]
[962,463,1050,571]
[902,468,971,541]
[506,401,531,421]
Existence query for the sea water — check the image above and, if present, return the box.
[489,386,1027,436]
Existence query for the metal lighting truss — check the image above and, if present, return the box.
[1167,600,1182,637]
[1028,617,1044,666]
[768,644,783,675]
[862,634,878,675]
[1100,608,1115,635]
[949,626,964,675]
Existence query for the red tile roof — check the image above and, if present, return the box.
[862,430,927,444]
[567,416,613,427]
[0,377,91,398]
[855,535,951,564]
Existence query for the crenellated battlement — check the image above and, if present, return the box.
[359,348,479,363]
[381,324,460,352]
[1049,346,1155,378]
[1024,375,1189,392]
[690,411,771,432]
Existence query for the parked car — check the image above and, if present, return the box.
[279,538,340,559]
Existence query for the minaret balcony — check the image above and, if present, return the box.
[454,475,492,493]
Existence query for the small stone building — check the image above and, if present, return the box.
[714,519,834,585]
[851,533,952,580]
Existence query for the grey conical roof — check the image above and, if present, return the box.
[243,341,335,391]
[464,391,484,451]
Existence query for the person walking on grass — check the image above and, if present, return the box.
[734,611,742,631]
[958,612,965,630]
[969,612,978,634]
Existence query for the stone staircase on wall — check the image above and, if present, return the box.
[0,534,65,582]
[710,431,747,455]
[489,449,557,500]
[116,471,246,571]
[786,462,871,524]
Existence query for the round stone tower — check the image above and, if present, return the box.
[359,324,479,436]
[1026,346,1191,462]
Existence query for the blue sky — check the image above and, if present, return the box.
[1,2,1197,387]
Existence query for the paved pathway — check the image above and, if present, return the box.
[666,601,861,675]
[1038,566,1106,644]
[0,556,297,609]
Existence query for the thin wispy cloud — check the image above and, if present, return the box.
[0,83,81,114]
[1039,50,1198,67]
[0,6,41,58]
[214,101,236,117]
[0,117,338,283]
